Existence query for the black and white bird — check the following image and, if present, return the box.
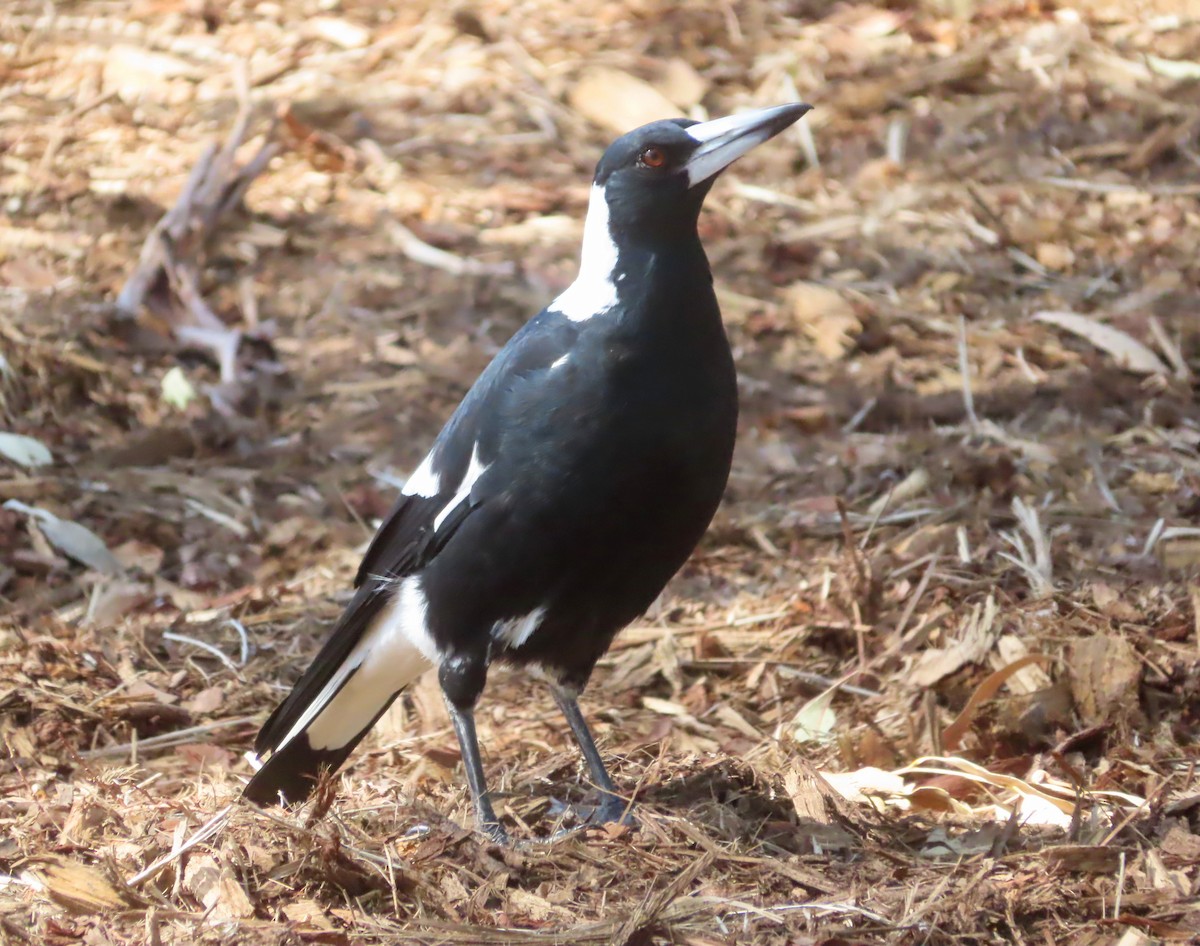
[244,103,812,843]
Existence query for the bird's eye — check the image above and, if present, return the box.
[639,147,667,169]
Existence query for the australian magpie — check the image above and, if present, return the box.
[243,102,812,843]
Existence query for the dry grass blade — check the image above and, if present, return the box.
[613,851,716,946]
[999,498,1055,597]
[942,654,1056,751]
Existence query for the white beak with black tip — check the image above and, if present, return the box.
[684,103,813,188]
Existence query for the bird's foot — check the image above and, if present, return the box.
[470,795,635,847]
[477,819,511,847]
[561,792,638,825]
[585,793,636,828]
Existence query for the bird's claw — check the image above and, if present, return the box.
[474,795,635,847]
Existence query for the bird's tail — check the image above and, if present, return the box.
[243,581,433,806]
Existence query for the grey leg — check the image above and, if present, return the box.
[551,687,632,825]
[444,699,508,845]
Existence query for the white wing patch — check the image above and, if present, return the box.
[402,451,440,498]
[492,606,548,649]
[433,443,488,531]
[548,183,619,323]
[287,576,435,753]
[550,354,570,370]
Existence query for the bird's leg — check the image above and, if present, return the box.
[443,699,507,844]
[439,656,508,845]
[550,685,632,826]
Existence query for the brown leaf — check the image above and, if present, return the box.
[182,853,254,923]
[783,763,859,852]
[27,858,128,914]
[658,59,707,109]
[1067,635,1141,724]
[112,540,166,575]
[183,686,224,715]
[1042,845,1132,874]
[508,888,576,923]
[1034,311,1170,375]
[1090,582,1141,621]
[83,579,153,627]
[942,654,1056,751]
[569,69,684,135]
[786,282,862,361]
[281,898,337,930]
[176,743,234,767]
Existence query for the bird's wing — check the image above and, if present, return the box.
[252,312,574,758]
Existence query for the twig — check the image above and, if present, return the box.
[716,899,891,926]
[958,316,980,432]
[126,804,234,887]
[78,716,260,760]
[116,142,218,315]
[894,555,937,640]
[1037,175,1200,196]
[228,618,251,667]
[389,221,515,277]
[842,396,876,433]
[1113,850,1126,919]
[162,631,241,674]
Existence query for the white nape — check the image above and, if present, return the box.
[279,576,434,753]
[402,451,441,498]
[547,183,619,322]
[433,443,489,531]
[492,606,548,649]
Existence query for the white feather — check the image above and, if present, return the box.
[433,443,488,532]
[548,183,619,323]
[278,577,435,753]
[402,451,440,498]
[492,606,547,649]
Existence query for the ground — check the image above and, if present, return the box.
[2,1,1199,944]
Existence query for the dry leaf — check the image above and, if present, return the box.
[1067,635,1140,724]
[911,596,1000,687]
[3,500,122,575]
[112,540,166,575]
[569,69,684,135]
[508,888,576,923]
[26,858,128,914]
[280,899,337,930]
[1034,311,1170,375]
[182,854,255,923]
[309,16,371,48]
[787,282,861,361]
[1158,529,1200,570]
[785,684,838,744]
[868,466,930,517]
[0,432,53,468]
[1090,582,1141,621]
[941,654,1055,751]
[990,636,1054,695]
[83,580,152,627]
[659,59,707,109]
[184,686,225,715]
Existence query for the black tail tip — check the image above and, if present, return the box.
[241,739,338,807]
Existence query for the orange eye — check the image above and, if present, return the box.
[640,147,666,168]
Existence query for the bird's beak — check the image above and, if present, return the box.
[684,103,813,188]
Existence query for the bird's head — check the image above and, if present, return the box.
[591,103,812,244]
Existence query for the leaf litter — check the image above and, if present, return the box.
[2,0,1200,943]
